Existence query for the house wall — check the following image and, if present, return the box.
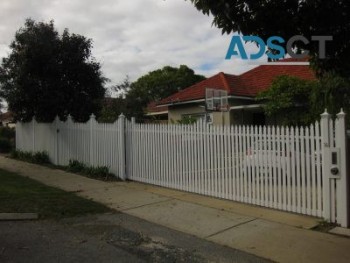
[167,98,260,125]
[0,120,16,128]
[168,104,205,123]
[168,104,232,125]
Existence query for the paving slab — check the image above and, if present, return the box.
[174,192,319,229]
[125,199,254,238]
[25,172,111,192]
[207,219,350,263]
[125,182,188,198]
[0,213,38,221]
[80,186,171,211]
[122,181,319,229]
[329,227,350,237]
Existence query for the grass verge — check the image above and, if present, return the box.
[0,168,111,219]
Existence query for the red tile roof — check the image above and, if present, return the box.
[149,59,316,112]
[157,72,230,105]
[0,111,14,121]
[229,63,316,97]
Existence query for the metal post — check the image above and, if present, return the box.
[320,109,331,221]
[335,109,349,227]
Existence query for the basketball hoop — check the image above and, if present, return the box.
[205,88,229,112]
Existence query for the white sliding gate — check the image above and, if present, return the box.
[127,119,325,216]
[16,110,349,226]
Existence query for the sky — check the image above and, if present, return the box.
[0,0,260,88]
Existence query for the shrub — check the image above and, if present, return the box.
[10,150,32,161]
[84,166,109,178]
[0,138,12,153]
[11,154,116,181]
[10,149,19,158]
[10,150,51,164]
[0,127,15,140]
[67,159,86,173]
[32,151,51,164]
[67,159,112,180]
[0,127,15,153]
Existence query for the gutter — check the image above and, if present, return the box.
[229,104,263,111]
[157,95,254,108]
[146,111,169,116]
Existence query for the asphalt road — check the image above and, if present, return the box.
[0,212,271,263]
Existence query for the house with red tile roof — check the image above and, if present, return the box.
[0,111,15,128]
[147,61,316,125]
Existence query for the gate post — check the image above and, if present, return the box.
[321,110,331,222]
[335,109,349,227]
[119,114,126,180]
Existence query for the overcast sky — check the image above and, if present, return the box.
[0,0,259,88]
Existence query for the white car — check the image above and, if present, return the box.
[242,140,322,182]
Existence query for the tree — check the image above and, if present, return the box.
[257,76,319,126]
[115,65,206,120]
[0,19,106,122]
[311,73,350,121]
[188,0,350,78]
[258,74,350,126]
[97,97,126,123]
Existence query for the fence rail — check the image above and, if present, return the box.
[16,111,349,227]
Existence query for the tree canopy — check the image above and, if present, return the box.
[189,0,350,77]
[257,74,350,126]
[118,65,205,102]
[257,76,319,126]
[0,19,106,122]
[109,65,206,120]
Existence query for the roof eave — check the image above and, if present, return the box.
[146,110,169,116]
[157,95,255,107]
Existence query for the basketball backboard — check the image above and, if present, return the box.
[205,88,229,112]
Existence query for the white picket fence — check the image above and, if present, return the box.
[16,111,349,227]
[16,115,126,177]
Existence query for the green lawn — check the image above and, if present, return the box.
[0,168,111,219]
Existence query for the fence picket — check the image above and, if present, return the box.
[305,126,311,215]
[300,127,306,214]
[290,127,296,212]
[267,126,273,207]
[233,125,239,201]
[239,126,244,202]
[252,126,258,205]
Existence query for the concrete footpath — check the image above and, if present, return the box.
[1,156,350,263]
